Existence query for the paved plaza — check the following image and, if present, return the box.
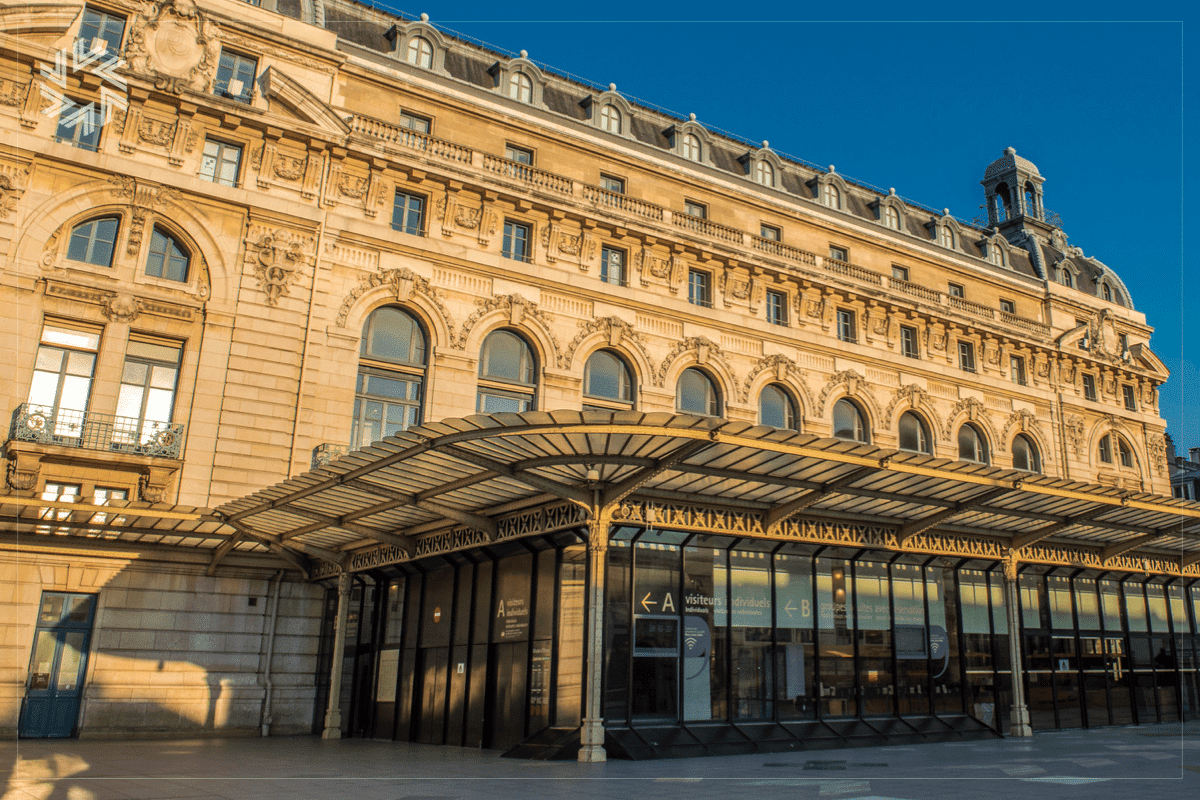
[4,723,1200,800]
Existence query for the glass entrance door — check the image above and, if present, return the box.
[1080,636,1110,726]
[1107,637,1134,724]
[20,593,96,738]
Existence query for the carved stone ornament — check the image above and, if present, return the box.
[564,316,653,372]
[942,396,987,439]
[248,227,313,306]
[1065,414,1085,457]
[125,0,221,95]
[6,455,41,493]
[883,384,930,427]
[138,117,175,147]
[455,294,562,366]
[0,166,29,219]
[817,369,867,416]
[654,337,740,400]
[337,173,368,200]
[101,293,144,323]
[998,409,1041,454]
[0,77,29,107]
[742,354,811,411]
[273,155,305,182]
[1147,432,1167,476]
[336,267,454,336]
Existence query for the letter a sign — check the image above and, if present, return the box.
[496,599,505,618]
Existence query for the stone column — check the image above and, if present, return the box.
[1003,551,1033,737]
[578,509,611,762]
[322,571,352,739]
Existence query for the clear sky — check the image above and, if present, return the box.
[360,1,1195,451]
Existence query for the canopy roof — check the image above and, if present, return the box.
[6,412,1199,578]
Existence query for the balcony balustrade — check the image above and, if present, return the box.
[10,404,185,459]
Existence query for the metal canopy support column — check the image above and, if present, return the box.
[1003,551,1033,737]
[322,572,352,740]
[578,506,612,763]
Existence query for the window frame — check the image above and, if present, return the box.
[832,397,869,444]
[681,133,701,162]
[836,308,857,344]
[683,199,707,219]
[765,289,788,327]
[676,368,720,417]
[78,6,126,57]
[406,35,434,69]
[948,282,964,299]
[900,325,919,359]
[898,410,932,455]
[113,338,183,451]
[957,423,989,464]
[392,189,427,236]
[600,246,627,287]
[398,110,432,134]
[828,245,848,263]
[509,71,533,103]
[600,174,626,194]
[199,137,243,187]
[583,349,634,410]
[687,269,712,308]
[958,340,976,373]
[214,48,257,104]
[67,217,120,268]
[599,104,621,134]
[501,219,532,262]
[891,264,909,282]
[54,99,102,151]
[352,306,427,447]
[1011,433,1041,473]
[758,384,797,430]
[143,226,190,283]
[1010,354,1027,386]
[1082,373,1098,402]
[477,329,538,413]
[760,223,781,241]
[999,298,1015,314]
[1122,384,1137,411]
[504,144,534,165]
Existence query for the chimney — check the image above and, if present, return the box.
[1190,447,1200,464]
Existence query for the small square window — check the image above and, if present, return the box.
[200,138,242,187]
[505,145,533,165]
[600,246,626,286]
[684,200,707,219]
[502,220,531,261]
[900,325,919,358]
[766,290,787,326]
[1122,384,1137,411]
[837,309,857,343]
[1010,355,1027,385]
[214,49,257,104]
[760,224,781,241]
[600,174,625,194]
[829,246,848,263]
[1000,298,1015,314]
[958,340,976,372]
[948,282,964,298]
[399,110,431,134]
[892,265,909,282]
[55,100,101,151]
[688,269,711,307]
[1082,373,1097,402]
[392,190,426,236]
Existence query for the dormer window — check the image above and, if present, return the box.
[599,104,621,134]
[755,160,774,187]
[682,133,701,162]
[406,36,433,68]
[1102,282,1113,302]
[883,205,900,230]
[1061,267,1074,288]
[509,72,533,103]
[822,183,840,209]
[939,225,955,249]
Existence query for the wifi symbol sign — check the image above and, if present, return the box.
[685,635,699,650]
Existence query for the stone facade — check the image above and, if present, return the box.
[0,0,1175,738]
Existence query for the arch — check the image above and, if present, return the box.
[489,55,547,107]
[66,215,120,268]
[993,181,1012,222]
[1011,433,1041,473]
[832,397,870,443]
[584,88,635,138]
[564,317,654,380]
[455,294,562,370]
[882,383,939,430]
[336,268,455,350]
[811,171,849,210]
[741,354,813,422]
[758,383,798,430]
[873,191,906,231]
[998,408,1050,461]
[957,422,990,464]
[816,369,881,424]
[927,212,963,251]
[897,410,934,455]
[477,328,539,413]
[1087,418,1144,474]
[676,367,722,417]
[583,349,635,408]
[979,233,1011,268]
[654,336,740,402]
[664,117,712,166]
[940,396,1000,449]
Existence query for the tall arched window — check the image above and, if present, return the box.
[352,306,426,448]
[1023,182,1037,217]
[939,225,955,249]
[509,72,533,103]
[898,411,932,454]
[1061,268,1074,288]
[822,183,840,209]
[883,205,899,230]
[1102,283,1113,302]
[994,183,1010,222]
[676,368,719,416]
[755,161,774,187]
[478,330,536,412]
[68,217,119,267]
[406,36,433,68]
[1012,434,1041,472]
[145,227,189,282]
[989,244,1006,267]
[681,133,701,162]
[832,398,868,443]
[599,104,621,134]
[957,423,989,464]
[759,384,796,430]
[583,350,633,410]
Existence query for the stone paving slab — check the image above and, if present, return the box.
[3,721,1199,800]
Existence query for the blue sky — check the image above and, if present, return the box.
[362,1,1195,450]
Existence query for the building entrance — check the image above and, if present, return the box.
[20,592,96,738]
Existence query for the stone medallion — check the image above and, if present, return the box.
[125,0,219,94]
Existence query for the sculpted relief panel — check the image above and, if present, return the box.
[125,0,221,95]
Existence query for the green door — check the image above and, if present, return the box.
[19,592,96,738]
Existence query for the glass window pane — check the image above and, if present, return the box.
[480,331,533,384]
[55,631,87,691]
[1125,582,1148,632]
[43,327,100,350]
[28,630,56,690]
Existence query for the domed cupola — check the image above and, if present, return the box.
[980,147,1057,241]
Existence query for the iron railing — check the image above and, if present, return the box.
[11,404,185,459]
[972,207,1063,229]
[312,442,350,469]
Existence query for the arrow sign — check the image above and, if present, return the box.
[640,592,657,612]
[784,599,797,618]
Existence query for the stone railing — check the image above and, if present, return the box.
[671,213,742,244]
[824,257,883,285]
[949,295,996,320]
[10,403,185,459]
[346,115,473,164]
[582,185,665,221]
[481,154,574,194]
[750,235,818,266]
[1001,310,1051,338]
[890,277,940,302]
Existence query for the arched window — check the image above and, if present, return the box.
[1102,283,1113,302]
[1117,437,1134,469]
[145,227,189,282]
[759,384,796,430]
[406,36,433,68]
[583,350,633,410]
[994,183,1010,222]
[1023,183,1037,216]
[478,330,536,412]
[989,244,1005,267]
[351,307,426,448]
[957,423,989,464]
[676,368,719,416]
[898,411,932,454]
[681,133,701,162]
[1061,268,1074,289]
[1011,434,1041,472]
[832,398,868,443]
[822,183,840,209]
[939,225,955,249]
[509,72,533,103]
[883,205,899,230]
[599,104,621,134]
[68,217,119,267]
[755,160,774,187]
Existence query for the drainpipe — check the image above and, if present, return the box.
[260,569,284,736]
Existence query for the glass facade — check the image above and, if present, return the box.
[321,523,1200,756]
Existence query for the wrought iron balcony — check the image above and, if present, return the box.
[10,404,185,459]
